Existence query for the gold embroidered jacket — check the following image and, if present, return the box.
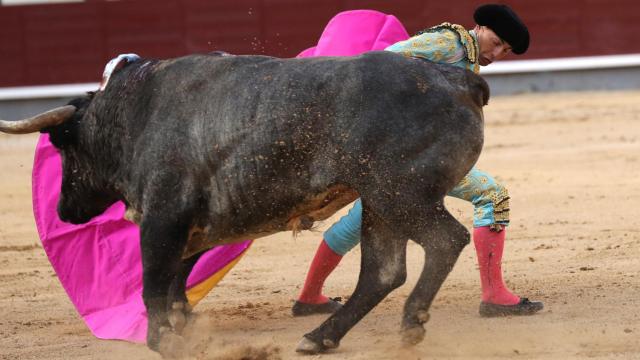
[385,22,480,74]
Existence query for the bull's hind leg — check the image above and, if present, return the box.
[401,204,470,345]
[297,204,408,354]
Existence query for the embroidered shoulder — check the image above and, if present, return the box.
[416,22,478,64]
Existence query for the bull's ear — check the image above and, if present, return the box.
[466,72,490,107]
[44,95,91,145]
[45,116,79,148]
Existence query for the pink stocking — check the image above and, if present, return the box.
[473,226,520,305]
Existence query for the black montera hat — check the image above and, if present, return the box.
[474,4,529,54]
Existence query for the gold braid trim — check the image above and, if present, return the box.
[491,186,511,224]
[417,22,478,64]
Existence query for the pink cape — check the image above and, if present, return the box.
[33,135,252,343]
[297,9,408,57]
[31,9,408,343]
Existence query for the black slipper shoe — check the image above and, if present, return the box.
[479,297,544,317]
[292,297,343,317]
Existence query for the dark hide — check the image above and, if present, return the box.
[46,51,487,354]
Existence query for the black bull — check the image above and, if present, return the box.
[0,51,488,354]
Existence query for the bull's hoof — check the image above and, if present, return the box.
[148,338,160,352]
[158,331,186,359]
[295,335,339,354]
[415,310,430,324]
[296,336,323,354]
[322,338,339,349]
[168,306,187,334]
[296,336,327,354]
[401,325,426,346]
[146,326,167,352]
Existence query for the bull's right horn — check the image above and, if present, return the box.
[0,105,76,134]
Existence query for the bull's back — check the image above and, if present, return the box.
[137,52,485,152]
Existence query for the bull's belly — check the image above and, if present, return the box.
[126,185,359,259]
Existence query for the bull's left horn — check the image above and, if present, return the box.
[0,105,76,134]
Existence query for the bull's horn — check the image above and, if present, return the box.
[0,105,76,134]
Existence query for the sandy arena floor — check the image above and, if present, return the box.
[1,91,639,359]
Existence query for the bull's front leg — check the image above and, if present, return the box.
[165,251,205,334]
[297,207,408,353]
[140,215,190,353]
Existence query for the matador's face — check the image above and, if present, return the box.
[474,25,512,66]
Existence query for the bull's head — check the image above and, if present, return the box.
[1,94,118,224]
